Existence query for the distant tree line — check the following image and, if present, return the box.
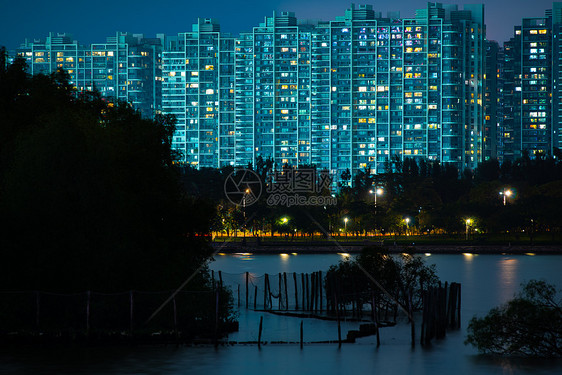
[176,151,562,241]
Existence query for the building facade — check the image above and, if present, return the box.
[163,4,486,181]
[16,32,163,118]
[162,19,235,167]
[497,2,562,161]
[12,3,496,182]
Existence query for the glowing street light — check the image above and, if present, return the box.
[465,218,472,240]
[369,187,384,207]
[499,188,513,206]
[281,217,289,224]
[344,217,349,238]
[243,188,251,218]
[405,217,410,236]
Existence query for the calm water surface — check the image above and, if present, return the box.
[2,253,562,374]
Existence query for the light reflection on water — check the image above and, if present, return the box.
[2,253,562,374]
[499,257,519,301]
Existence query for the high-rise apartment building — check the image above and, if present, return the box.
[234,12,313,169]
[484,40,499,161]
[162,19,235,167]
[163,4,486,180]
[16,32,163,118]
[497,2,562,161]
[11,3,492,181]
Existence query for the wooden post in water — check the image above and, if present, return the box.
[306,273,310,311]
[420,290,426,346]
[86,291,91,335]
[301,273,305,310]
[293,272,299,310]
[409,290,415,348]
[264,273,269,310]
[254,285,258,310]
[219,271,223,291]
[283,272,289,311]
[129,290,134,336]
[173,296,178,339]
[310,272,316,311]
[245,272,249,309]
[300,320,304,349]
[214,289,219,347]
[267,273,273,309]
[335,292,342,348]
[237,285,240,308]
[35,291,40,329]
[258,316,263,348]
[372,294,380,347]
[457,283,461,329]
[319,271,323,312]
[278,273,282,310]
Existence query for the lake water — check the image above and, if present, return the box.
[2,253,562,374]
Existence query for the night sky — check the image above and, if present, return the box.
[0,0,558,50]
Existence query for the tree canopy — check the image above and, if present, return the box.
[0,54,217,293]
[466,280,562,358]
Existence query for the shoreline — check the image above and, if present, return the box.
[211,242,562,255]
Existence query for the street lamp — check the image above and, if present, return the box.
[243,188,251,239]
[499,188,513,206]
[405,217,410,236]
[369,187,384,207]
[465,218,472,240]
[281,217,289,240]
[344,217,349,238]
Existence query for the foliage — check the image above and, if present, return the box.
[325,246,440,310]
[0,57,225,302]
[466,280,562,358]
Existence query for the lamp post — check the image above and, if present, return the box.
[369,187,384,207]
[281,217,289,240]
[344,217,349,239]
[405,217,410,236]
[499,188,512,206]
[243,188,250,238]
[465,218,472,241]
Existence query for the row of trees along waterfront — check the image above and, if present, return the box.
[182,153,562,242]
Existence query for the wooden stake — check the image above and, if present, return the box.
[300,320,304,349]
[258,316,263,348]
[319,271,323,312]
[301,273,305,310]
[173,296,178,339]
[283,272,288,311]
[293,272,299,310]
[457,283,461,329]
[264,273,269,310]
[86,291,91,334]
[129,290,134,336]
[245,272,249,309]
[35,291,40,329]
[254,285,258,310]
[215,289,219,347]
